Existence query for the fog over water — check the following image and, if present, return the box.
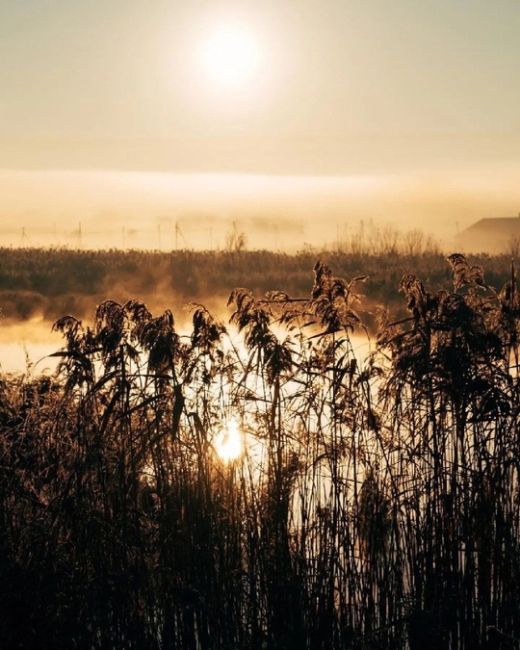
[1,169,519,251]
[1,167,519,371]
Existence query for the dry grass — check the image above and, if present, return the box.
[0,246,516,325]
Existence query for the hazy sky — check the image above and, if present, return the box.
[1,0,519,174]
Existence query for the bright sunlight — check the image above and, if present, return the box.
[214,418,244,462]
[200,24,260,88]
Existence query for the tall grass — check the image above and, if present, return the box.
[0,255,519,648]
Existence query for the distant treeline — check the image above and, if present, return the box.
[0,247,514,325]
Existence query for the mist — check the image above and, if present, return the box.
[1,169,519,251]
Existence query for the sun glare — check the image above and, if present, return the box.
[201,25,260,88]
[214,419,244,463]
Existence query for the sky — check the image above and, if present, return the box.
[1,0,519,175]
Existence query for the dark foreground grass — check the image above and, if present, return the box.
[1,255,520,649]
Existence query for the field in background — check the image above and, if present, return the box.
[0,245,516,329]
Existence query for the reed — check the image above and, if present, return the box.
[0,254,519,648]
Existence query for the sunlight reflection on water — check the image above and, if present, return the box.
[0,322,60,374]
[0,320,372,376]
[0,343,57,374]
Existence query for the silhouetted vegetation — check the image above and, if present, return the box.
[0,255,519,648]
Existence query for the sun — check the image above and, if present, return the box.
[200,24,260,88]
[214,419,244,463]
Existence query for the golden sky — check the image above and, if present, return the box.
[1,0,519,175]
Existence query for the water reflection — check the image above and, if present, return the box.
[0,321,60,374]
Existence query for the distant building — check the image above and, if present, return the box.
[457,214,520,253]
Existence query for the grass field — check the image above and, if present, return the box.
[0,246,515,327]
